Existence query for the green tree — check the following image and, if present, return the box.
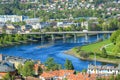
[17,64,23,75]
[8,35,13,42]
[22,61,34,77]
[45,57,61,71]
[116,35,120,44]
[64,59,74,70]
[113,42,120,55]
[38,66,43,75]
[116,74,120,80]
[101,47,107,58]
[110,30,120,45]
[2,73,15,80]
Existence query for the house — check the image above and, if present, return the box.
[24,18,40,24]
[0,54,4,61]
[25,76,40,80]
[14,25,22,33]
[40,70,98,80]
[5,24,16,34]
[0,61,16,79]
[81,21,89,29]
[34,61,46,75]
[5,56,27,69]
[40,22,50,28]
[66,73,96,80]
[30,23,41,29]
[0,54,6,61]
[21,25,32,33]
[0,15,28,23]
[56,22,79,28]
[39,70,74,80]
[87,64,120,75]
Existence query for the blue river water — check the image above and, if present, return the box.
[0,35,113,71]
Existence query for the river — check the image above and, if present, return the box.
[0,34,113,71]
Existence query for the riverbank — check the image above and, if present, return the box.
[64,40,120,64]
[0,39,38,48]
[0,33,96,48]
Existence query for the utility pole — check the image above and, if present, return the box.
[34,9,36,18]
[94,51,97,80]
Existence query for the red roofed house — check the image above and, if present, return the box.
[39,70,75,80]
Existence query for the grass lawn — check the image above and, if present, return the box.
[81,39,111,53]
[105,43,115,55]
[81,39,120,56]
[68,39,120,64]
[67,39,120,64]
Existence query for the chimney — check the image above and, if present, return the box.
[0,54,3,61]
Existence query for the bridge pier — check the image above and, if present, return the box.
[51,34,55,41]
[74,33,77,41]
[107,33,111,38]
[85,33,88,42]
[41,34,45,41]
[97,34,100,41]
[63,34,66,42]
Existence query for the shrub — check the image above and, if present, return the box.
[79,51,90,58]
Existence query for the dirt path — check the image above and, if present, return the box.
[100,43,113,51]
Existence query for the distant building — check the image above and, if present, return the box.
[40,22,50,28]
[56,22,79,28]
[40,70,97,80]
[0,22,5,33]
[6,56,27,68]
[20,0,39,3]
[87,64,120,75]
[5,24,16,34]
[39,70,75,80]
[31,23,41,29]
[0,54,3,61]
[81,21,89,29]
[24,18,40,24]
[0,15,28,23]
[0,61,15,79]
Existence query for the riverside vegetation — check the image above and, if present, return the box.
[66,30,120,64]
[0,34,40,47]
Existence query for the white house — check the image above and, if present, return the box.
[24,18,39,24]
[0,15,28,23]
[87,64,120,75]
[31,23,41,29]
[81,21,89,29]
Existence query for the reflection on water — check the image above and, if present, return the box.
[36,43,54,48]
[0,35,113,71]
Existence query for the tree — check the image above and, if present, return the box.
[116,74,120,80]
[110,30,120,45]
[113,42,120,55]
[22,61,34,77]
[101,47,107,58]
[116,35,120,44]
[2,73,15,80]
[17,64,23,75]
[64,59,74,70]
[38,66,43,75]
[45,57,61,71]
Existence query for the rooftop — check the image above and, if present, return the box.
[0,61,15,72]
[88,64,120,70]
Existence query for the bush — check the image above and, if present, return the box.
[79,51,90,58]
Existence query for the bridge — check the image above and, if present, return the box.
[1,31,115,42]
[19,31,114,34]
[24,31,114,42]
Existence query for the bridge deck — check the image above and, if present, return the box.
[0,31,114,34]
